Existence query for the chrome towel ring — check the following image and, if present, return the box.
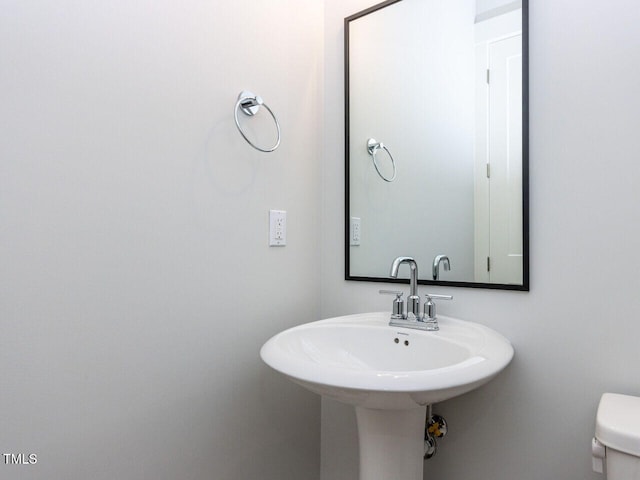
[234,90,281,153]
[367,138,396,182]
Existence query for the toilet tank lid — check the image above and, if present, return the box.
[596,393,640,457]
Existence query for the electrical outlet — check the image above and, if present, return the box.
[350,217,361,246]
[269,210,287,246]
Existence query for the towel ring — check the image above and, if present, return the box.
[367,138,396,182]
[234,90,281,153]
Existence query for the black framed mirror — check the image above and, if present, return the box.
[345,0,529,290]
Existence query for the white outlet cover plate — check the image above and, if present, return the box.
[269,210,286,246]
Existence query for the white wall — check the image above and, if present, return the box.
[322,1,640,480]
[0,1,323,479]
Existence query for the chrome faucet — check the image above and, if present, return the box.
[390,256,420,319]
[381,256,453,331]
[432,255,451,280]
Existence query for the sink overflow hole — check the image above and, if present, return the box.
[404,340,409,346]
[394,338,399,344]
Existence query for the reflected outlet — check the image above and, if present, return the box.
[350,217,361,246]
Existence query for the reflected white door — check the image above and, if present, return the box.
[474,29,523,285]
[488,34,523,284]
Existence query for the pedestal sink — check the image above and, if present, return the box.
[260,312,514,480]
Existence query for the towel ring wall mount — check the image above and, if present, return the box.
[234,90,281,153]
[367,138,396,182]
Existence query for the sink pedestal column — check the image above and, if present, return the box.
[355,406,427,480]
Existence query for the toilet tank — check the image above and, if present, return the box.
[593,393,640,479]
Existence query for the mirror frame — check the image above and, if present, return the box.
[344,0,529,291]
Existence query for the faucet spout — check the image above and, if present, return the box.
[390,256,418,296]
[432,255,451,281]
[389,256,420,318]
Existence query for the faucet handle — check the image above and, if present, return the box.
[425,294,453,301]
[379,289,403,296]
[423,294,453,330]
[379,290,405,319]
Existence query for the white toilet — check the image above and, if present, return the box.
[593,393,640,478]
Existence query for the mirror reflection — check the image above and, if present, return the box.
[346,0,528,289]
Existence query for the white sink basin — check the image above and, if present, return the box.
[261,312,514,480]
[260,312,514,409]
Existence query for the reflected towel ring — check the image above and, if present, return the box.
[367,138,396,182]
[234,90,281,153]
